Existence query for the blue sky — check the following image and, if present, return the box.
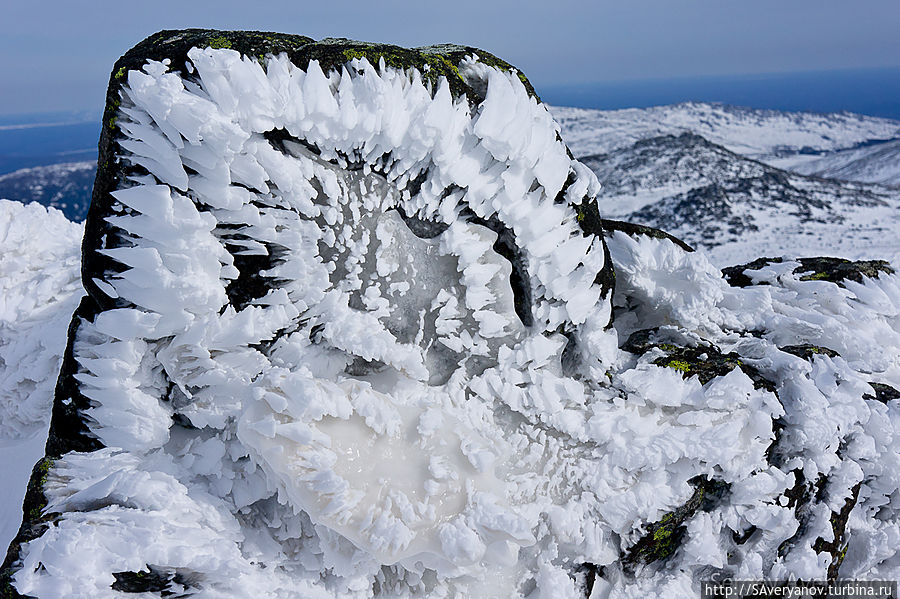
[2,0,899,115]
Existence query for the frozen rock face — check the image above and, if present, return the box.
[3,30,616,598]
[3,30,900,599]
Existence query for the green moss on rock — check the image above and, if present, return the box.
[780,344,840,360]
[793,257,894,286]
[623,477,730,569]
[664,359,692,374]
[206,35,232,49]
[594,216,695,253]
[775,471,861,580]
[721,256,893,289]
[623,328,774,391]
[813,482,861,580]
[1,458,57,598]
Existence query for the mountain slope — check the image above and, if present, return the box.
[773,138,900,187]
[582,132,771,215]
[575,127,900,266]
[0,162,94,221]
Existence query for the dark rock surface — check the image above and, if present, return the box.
[792,257,894,286]
[722,256,895,289]
[622,328,775,391]
[866,382,900,403]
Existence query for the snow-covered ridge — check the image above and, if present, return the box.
[777,138,900,187]
[550,104,900,268]
[579,133,900,267]
[3,31,899,599]
[551,102,900,162]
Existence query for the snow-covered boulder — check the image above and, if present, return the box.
[3,30,899,599]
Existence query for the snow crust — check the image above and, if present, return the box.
[603,233,900,593]
[6,50,900,599]
[0,200,83,561]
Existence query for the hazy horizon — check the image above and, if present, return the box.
[2,64,898,122]
[2,0,899,115]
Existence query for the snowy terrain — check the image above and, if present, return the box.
[576,133,900,266]
[0,200,83,558]
[548,105,900,267]
[0,36,898,599]
[0,162,94,221]
[551,102,900,163]
[774,138,900,187]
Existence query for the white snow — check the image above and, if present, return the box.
[557,105,900,269]
[773,138,900,187]
[8,49,614,598]
[551,102,900,163]
[0,200,83,559]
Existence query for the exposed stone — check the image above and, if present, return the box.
[721,257,784,288]
[622,328,776,391]
[865,382,900,403]
[779,344,840,360]
[622,477,730,570]
[111,566,196,595]
[598,217,695,252]
[793,257,894,286]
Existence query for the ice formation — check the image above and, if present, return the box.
[0,200,84,557]
[3,31,899,599]
[0,201,83,438]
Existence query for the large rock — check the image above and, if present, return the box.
[3,29,615,598]
[3,29,900,599]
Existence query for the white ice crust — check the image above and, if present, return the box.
[9,49,900,599]
[0,200,84,561]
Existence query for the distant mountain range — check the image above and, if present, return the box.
[552,102,900,265]
[774,138,900,187]
[552,102,900,161]
[1,102,898,266]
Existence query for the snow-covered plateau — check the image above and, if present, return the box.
[1,30,899,599]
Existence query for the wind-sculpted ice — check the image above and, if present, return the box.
[100,47,611,572]
[6,35,900,599]
[8,43,615,596]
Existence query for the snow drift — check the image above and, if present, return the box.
[2,30,898,599]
